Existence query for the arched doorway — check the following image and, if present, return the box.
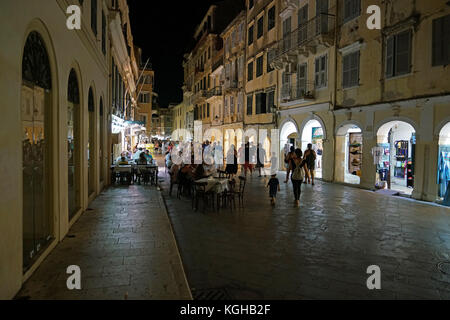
[376,121,416,195]
[67,69,81,220]
[280,120,298,165]
[301,119,324,179]
[336,124,362,185]
[437,122,450,202]
[21,31,53,271]
[88,87,96,197]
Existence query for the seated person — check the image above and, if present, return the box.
[136,152,148,165]
[144,150,153,163]
[118,156,129,165]
[193,164,207,180]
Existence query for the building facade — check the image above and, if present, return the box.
[272,0,450,202]
[245,0,281,154]
[0,0,140,299]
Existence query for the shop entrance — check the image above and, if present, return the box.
[438,122,450,203]
[280,121,297,170]
[301,120,323,179]
[376,121,416,195]
[336,124,362,185]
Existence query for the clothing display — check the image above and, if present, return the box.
[438,148,450,198]
[371,146,385,165]
[348,133,362,175]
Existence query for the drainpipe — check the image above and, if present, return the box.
[331,0,339,182]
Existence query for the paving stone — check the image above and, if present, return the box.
[161,169,450,300]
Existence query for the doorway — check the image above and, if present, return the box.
[438,122,450,202]
[376,121,416,195]
[336,124,362,185]
[301,119,323,179]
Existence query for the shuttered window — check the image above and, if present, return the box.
[386,30,412,77]
[315,55,327,88]
[256,56,264,77]
[343,0,360,23]
[257,16,264,38]
[432,14,450,66]
[247,95,253,115]
[268,6,276,31]
[91,0,97,36]
[248,25,254,45]
[343,51,359,88]
[248,61,254,81]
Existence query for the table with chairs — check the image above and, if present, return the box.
[111,160,159,186]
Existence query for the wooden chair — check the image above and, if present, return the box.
[235,176,246,207]
[192,182,211,212]
[223,179,237,210]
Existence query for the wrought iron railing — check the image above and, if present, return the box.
[281,80,315,102]
[270,13,335,63]
[206,86,222,98]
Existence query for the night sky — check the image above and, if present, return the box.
[128,0,226,108]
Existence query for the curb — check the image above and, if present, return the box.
[157,188,194,300]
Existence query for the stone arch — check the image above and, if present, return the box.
[374,116,419,139]
[335,120,364,136]
[298,113,328,141]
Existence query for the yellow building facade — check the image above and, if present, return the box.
[273,0,450,202]
[0,0,139,299]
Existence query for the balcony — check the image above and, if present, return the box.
[195,66,205,75]
[280,80,315,105]
[224,79,238,91]
[192,90,207,102]
[269,12,336,69]
[206,87,222,99]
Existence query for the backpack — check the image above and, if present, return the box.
[291,163,304,181]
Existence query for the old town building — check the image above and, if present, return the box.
[272,0,450,202]
[0,0,141,299]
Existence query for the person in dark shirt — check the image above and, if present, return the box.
[267,174,280,206]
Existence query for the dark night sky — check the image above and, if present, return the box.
[128,0,225,108]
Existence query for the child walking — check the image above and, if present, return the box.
[267,174,280,206]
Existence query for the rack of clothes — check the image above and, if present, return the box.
[438,148,450,199]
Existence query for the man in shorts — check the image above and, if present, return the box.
[304,143,317,185]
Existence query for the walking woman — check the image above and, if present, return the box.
[290,148,307,207]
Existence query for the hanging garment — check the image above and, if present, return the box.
[371,146,385,165]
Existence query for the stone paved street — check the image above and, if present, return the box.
[161,170,450,300]
[16,184,192,300]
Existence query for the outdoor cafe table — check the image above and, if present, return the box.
[195,176,229,193]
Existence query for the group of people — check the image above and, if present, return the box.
[115,147,154,166]
[267,144,317,208]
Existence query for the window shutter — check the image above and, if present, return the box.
[386,36,394,77]
[343,54,350,87]
[261,92,267,113]
[395,30,411,75]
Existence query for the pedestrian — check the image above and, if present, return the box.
[304,143,317,185]
[267,173,280,206]
[290,148,307,208]
[284,146,295,183]
[256,143,267,177]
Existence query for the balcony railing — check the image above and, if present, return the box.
[206,86,222,98]
[281,80,315,102]
[192,90,207,101]
[224,79,238,90]
[270,13,335,64]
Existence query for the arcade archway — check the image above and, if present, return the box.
[438,122,450,201]
[336,123,362,185]
[301,119,324,179]
[376,121,416,195]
